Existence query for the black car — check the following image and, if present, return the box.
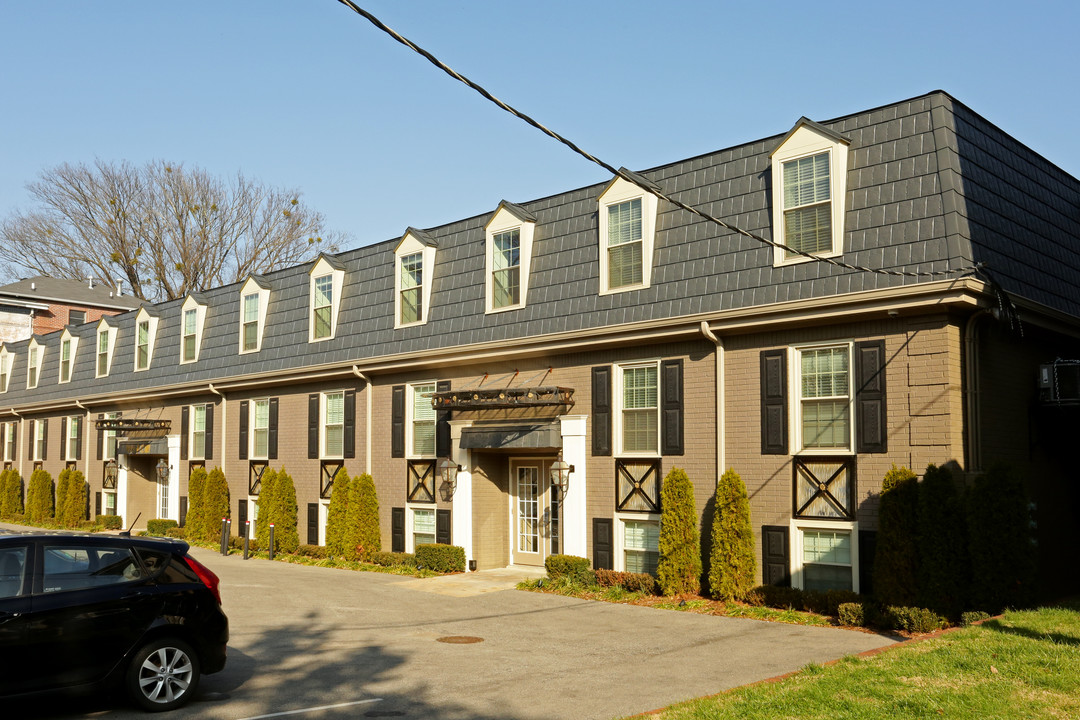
[0,532,228,712]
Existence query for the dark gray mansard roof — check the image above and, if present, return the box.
[2,90,1078,407]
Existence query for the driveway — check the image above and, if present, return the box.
[8,537,896,719]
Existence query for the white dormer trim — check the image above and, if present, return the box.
[180,295,208,364]
[95,318,118,378]
[308,255,346,342]
[26,338,43,389]
[769,118,850,267]
[484,202,536,314]
[239,276,271,354]
[0,346,12,394]
[133,307,159,372]
[58,328,79,384]
[597,173,659,295]
[394,229,437,329]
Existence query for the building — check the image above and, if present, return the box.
[1,91,1077,595]
[0,276,141,343]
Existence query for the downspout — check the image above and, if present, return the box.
[76,400,89,472]
[208,383,225,461]
[700,321,725,483]
[352,366,372,475]
[9,408,23,479]
[963,310,991,474]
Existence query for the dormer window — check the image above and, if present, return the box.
[27,340,43,389]
[308,255,345,342]
[59,330,79,384]
[95,319,117,378]
[133,307,159,371]
[180,294,208,364]
[597,170,660,295]
[0,347,11,393]
[394,229,437,329]
[239,276,271,353]
[484,201,536,313]
[769,117,850,265]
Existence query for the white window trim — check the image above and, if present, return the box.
[189,404,208,461]
[790,341,855,455]
[406,381,437,459]
[394,231,436,329]
[102,411,119,461]
[95,319,117,378]
[58,330,78,385]
[484,205,535,314]
[613,359,661,457]
[33,419,45,462]
[2,421,17,462]
[597,176,658,295]
[250,397,271,460]
[64,415,80,461]
[180,295,207,364]
[26,339,43,389]
[133,308,159,372]
[320,391,345,460]
[0,347,11,394]
[789,518,860,594]
[613,511,661,573]
[406,503,437,553]
[238,277,271,354]
[308,257,345,342]
[769,121,849,267]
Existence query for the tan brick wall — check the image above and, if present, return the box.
[471,451,509,569]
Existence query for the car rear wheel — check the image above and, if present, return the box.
[125,638,201,712]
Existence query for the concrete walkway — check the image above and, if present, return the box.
[394,565,546,597]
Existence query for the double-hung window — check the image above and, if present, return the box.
[59,338,73,383]
[65,416,80,460]
[796,345,851,451]
[623,519,659,575]
[182,309,197,362]
[412,507,435,549]
[409,383,436,457]
[399,253,423,326]
[242,294,259,352]
[34,420,46,461]
[96,327,110,377]
[136,321,149,370]
[782,153,832,257]
[3,422,16,461]
[27,344,40,389]
[312,275,333,340]
[394,230,436,328]
[103,412,118,461]
[618,363,659,455]
[597,173,658,295]
[323,391,344,458]
[792,519,858,593]
[0,349,10,393]
[607,199,643,289]
[491,230,520,309]
[484,202,535,314]
[190,405,207,460]
[252,399,270,459]
[308,256,344,341]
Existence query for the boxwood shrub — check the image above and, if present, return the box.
[147,518,179,536]
[887,605,946,633]
[837,602,866,627]
[594,568,657,594]
[370,551,416,567]
[296,544,328,558]
[96,514,123,530]
[545,554,591,582]
[415,544,465,573]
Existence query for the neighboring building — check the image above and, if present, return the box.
[0,276,141,342]
[1,91,1077,597]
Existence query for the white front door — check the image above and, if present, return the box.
[511,460,548,567]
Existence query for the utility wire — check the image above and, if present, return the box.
[335,0,984,279]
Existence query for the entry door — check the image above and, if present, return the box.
[511,460,550,567]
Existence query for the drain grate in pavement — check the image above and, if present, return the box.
[436,635,484,644]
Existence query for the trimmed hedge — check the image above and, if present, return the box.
[657,467,701,596]
[344,472,380,560]
[874,464,919,607]
[96,514,123,530]
[270,468,299,554]
[751,585,862,616]
[415,544,465,573]
[967,462,1036,613]
[60,470,87,528]
[594,568,657,594]
[887,605,945,634]
[0,468,24,519]
[25,469,54,524]
[165,527,186,539]
[370,551,416,567]
[961,610,991,627]
[545,554,591,582]
[837,602,865,627]
[324,467,351,556]
[917,464,968,619]
[147,518,179,536]
[708,468,756,601]
[55,468,72,523]
[203,467,231,543]
[296,544,328,558]
[185,466,208,540]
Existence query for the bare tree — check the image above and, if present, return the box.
[0,159,345,302]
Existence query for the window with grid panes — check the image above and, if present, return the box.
[782,153,832,258]
[607,198,643,289]
[491,229,520,309]
[182,308,197,362]
[103,412,118,460]
[28,347,39,388]
[0,353,9,392]
[242,293,259,351]
[412,507,435,549]
[798,346,850,450]
[313,274,333,339]
[97,329,109,376]
[3,423,15,461]
[323,391,344,458]
[136,321,150,370]
[60,339,72,382]
[624,519,659,575]
[252,399,270,459]
[410,383,436,456]
[66,416,79,460]
[399,252,423,325]
[34,420,45,461]
[191,405,206,459]
[801,528,852,591]
[620,363,658,454]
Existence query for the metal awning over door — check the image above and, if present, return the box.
[459,423,561,450]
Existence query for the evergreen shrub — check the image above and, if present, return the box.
[593,568,657,594]
[185,465,208,540]
[25,469,54,524]
[147,518,179,536]
[887,605,945,634]
[60,470,87,527]
[415,544,465,573]
[545,554,592,584]
[296,544,328,558]
[96,514,123,530]
[255,468,278,551]
[343,473,379,560]
[166,527,186,539]
[55,468,71,522]
[837,602,866,627]
[269,467,299,554]
[873,464,919,607]
[324,467,351,556]
[656,467,701,596]
[0,469,23,519]
[961,610,991,627]
[202,467,231,544]
[967,462,1036,613]
[708,468,756,601]
[917,464,968,618]
[370,551,415,567]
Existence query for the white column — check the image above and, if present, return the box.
[559,415,588,558]
[167,435,181,522]
[449,420,474,570]
[117,454,129,527]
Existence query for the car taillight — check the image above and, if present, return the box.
[183,554,222,605]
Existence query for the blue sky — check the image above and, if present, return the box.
[2,1,1077,252]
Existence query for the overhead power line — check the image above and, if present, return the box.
[335,0,984,279]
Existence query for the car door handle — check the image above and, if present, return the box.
[0,610,22,621]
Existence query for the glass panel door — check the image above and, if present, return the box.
[511,461,548,567]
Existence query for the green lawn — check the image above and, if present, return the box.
[642,601,1080,720]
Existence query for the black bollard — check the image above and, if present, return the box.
[243,520,250,560]
[268,523,275,561]
[220,518,228,556]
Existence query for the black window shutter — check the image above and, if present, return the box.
[592,517,613,570]
[179,496,188,528]
[435,380,451,457]
[95,491,102,517]
[181,406,189,460]
[307,503,319,545]
[591,367,612,456]
[96,413,103,461]
[27,420,34,461]
[307,394,320,459]
[391,385,405,458]
[660,359,684,456]
[760,350,788,455]
[391,507,405,552]
[238,400,249,460]
[436,508,451,545]
[344,390,356,459]
[237,499,248,533]
[205,404,214,460]
[60,418,68,459]
[855,340,888,454]
[84,483,90,521]
[858,529,877,596]
[41,418,48,461]
[762,525,790,587]
[74,416,82,460]
[268,397,279,460]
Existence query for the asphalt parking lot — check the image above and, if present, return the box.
[8,536,897,719]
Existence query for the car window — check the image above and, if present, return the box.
[42,545,146,593]
[0,547,28,599]
[136,548,198,584]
